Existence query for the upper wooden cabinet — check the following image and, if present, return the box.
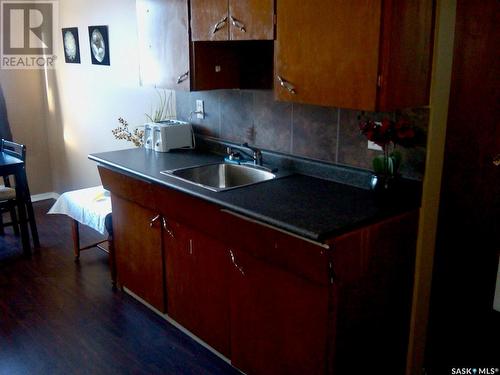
[191,0,275,41]
[137,0,274,90]
[136,0,191,90]
[190,0,228,41]
[228,0,275,40]
[274,0,435,111]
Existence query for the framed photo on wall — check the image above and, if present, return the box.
[62,27,81,64]
[88,25,110,66]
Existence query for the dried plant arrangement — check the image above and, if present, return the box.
[112,117,144,147]
[112,90,174,147]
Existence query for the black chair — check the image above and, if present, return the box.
[0,169,19,236]
[0,139,40,247]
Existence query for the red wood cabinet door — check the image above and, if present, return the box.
[136,0,190,89]
[229,248,329,375]
[229,0,274,40]
[164,219,231,357]
[275,0,382,110]
[330,211,418,374]
[111,195,165,312]
[377,0,434,110]
[190,0,229,41]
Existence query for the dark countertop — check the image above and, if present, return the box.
[89,148,421,242]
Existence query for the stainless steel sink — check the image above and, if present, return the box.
[161,163,281,192]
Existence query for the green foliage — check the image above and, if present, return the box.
[145,89,174,123]
[372,150,402,176]
[373,155,386,174]
[391,150,402,172]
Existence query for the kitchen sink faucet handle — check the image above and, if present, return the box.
[242,143,263,166]
[226,147,241,161]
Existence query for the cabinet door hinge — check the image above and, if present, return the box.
[328,260,335,285]
[273,14,277,25]
[377,74,382,88]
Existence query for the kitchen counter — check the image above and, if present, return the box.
[89,147,420,242]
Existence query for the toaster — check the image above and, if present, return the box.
[144,120,195,152]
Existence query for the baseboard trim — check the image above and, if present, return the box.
[122,287,233,366]
[31,192,60,202]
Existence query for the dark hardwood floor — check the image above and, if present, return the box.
[0,200,239,375]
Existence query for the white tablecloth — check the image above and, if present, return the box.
[48,186,112,235]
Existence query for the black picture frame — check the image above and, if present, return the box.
[88,25,110,66]
[62,27,81,64]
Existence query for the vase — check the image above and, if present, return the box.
[370,173,398,192]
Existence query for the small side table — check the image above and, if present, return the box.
[48,186,115,286]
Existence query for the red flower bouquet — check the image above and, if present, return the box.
[359,117,417,189]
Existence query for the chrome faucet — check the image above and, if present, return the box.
[226,143,263,166]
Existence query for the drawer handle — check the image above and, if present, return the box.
[229,250,245,276]
[230,16,246,32]
[212,16,227,34]
[176,71,189,84]
[277,75,296,94]
[150,214,161,227]
[162,217,175,238]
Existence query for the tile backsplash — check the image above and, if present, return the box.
[175,90,428,180]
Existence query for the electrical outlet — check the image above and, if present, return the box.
[368,140,383,151]
[196,100,204,119]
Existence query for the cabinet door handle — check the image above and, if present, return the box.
[229,249,245,276]
[162,217,175,238]
[150,214,161,227]
[212,16,228,34]
[493,153,500,166]
[230,16,246,32]
[176,71,189,84]
[277,75,296,94]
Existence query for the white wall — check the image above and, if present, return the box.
[46,0,174,193]
[1,0,168,194]
[0,70,53,194]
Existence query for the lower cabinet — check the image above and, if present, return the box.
[329,211,418,375]
[229,247,330,375]
[163,218,231,357]
[111,195,165,312]
[100,167,418,375]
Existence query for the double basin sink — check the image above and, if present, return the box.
[161,162,287,192]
